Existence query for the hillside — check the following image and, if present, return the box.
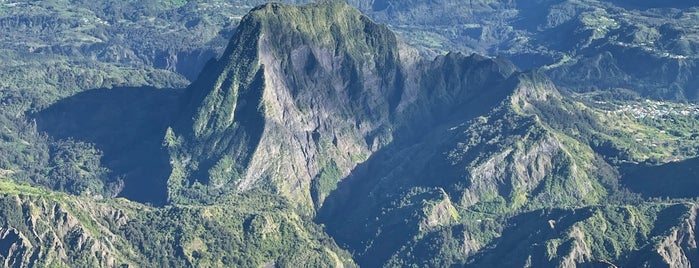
[0,177,695,267]
[0,178,354,267]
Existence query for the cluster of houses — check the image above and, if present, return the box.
[614,99,699,119]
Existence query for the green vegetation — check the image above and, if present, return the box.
[311,160,342,208]
[1,1,699,267]
[0,177,57,197]
[120,191,355,267]
[0,179,355,267]
[569,91,699,163]
[468,202,697,267]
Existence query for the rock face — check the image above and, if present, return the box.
[167,1,406,208]
[467,203,699,267]
[0,182,354,267]
[165,1,522,210]
[648,204,699,268]
[0,194,133,267]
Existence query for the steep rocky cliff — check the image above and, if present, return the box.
[165,1,519,209]
[166,1,406,209]
[0,182,139,267]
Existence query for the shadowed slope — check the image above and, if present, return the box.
[35,87,182,205]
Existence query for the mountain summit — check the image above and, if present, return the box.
[168,1,408,207]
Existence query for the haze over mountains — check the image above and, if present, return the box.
[0,0,699,267]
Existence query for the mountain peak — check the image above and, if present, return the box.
[246,0,400,72]
[242,0,377,48]
[250,0,355,17]
[166,1,527,215]
[168,1,407,207]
